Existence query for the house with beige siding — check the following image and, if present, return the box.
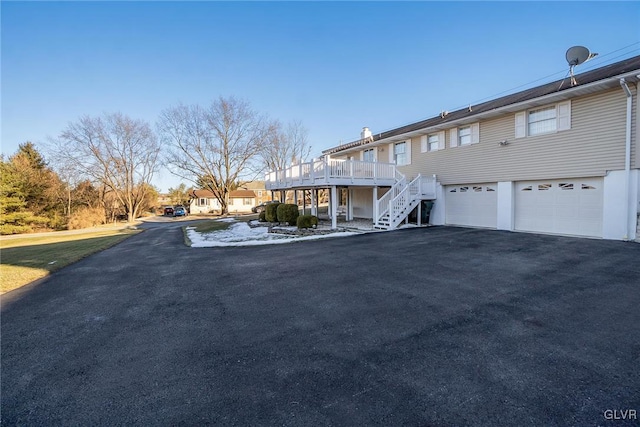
[241,181,274,205]
[265,55,640,240]
[190,189,257,214]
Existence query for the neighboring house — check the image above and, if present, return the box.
[265,55,640,241]
[157,194,172,206]
[241,181,273,205]
[190,189,257,214]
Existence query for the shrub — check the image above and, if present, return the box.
[277,203,300,226]
[258,210,266,222]
[68,207,106,230]
[296,214,318,229]
[265,202,280,223]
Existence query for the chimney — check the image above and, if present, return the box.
[361,127,372,140]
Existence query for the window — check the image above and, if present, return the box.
[428,134,439,152]
[458,126,472,145]
[258,190,263,197]
[450,124,479,147]
[363,148,375,162]
[394,142,407,166]
[515,101,571,138]
[528,106,556,136]
[243,198,252,205]
[199,198,206,206]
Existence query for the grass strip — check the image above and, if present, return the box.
[0,229,141,294]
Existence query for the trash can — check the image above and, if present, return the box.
[421,201,434,224]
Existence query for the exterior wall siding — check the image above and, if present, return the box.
[394,88,631,185]
[351,188,373,218]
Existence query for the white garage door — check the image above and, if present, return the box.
[515,178,603,237]
[445,183,497,228]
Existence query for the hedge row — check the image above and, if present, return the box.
[258,202,318,229]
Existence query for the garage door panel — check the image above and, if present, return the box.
[446,183,497,228]
[515,178,603,237]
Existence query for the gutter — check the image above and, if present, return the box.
[619,78,633,240]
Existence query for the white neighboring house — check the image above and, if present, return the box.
[190,189,257,214]
[265,55,640,241]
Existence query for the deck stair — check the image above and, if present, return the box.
[374,174,436,230]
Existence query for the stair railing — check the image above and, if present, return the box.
[375,171,405,226]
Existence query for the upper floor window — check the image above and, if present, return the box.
[428,134,439,152]
[421,131,445,153]
[458,126,472,146]
[363,148,375,162]
[515,100,571,138]
[449,123,479,148]
[528,106,556,135]
[394,142,407,166]
[257,190,263,197]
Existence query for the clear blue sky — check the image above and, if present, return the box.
[2,1,639,192]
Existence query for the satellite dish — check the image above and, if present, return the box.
[566,46,593,66]
[564,46,598,87]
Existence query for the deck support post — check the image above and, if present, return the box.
[302,190,306,215]
[311,189,317,216]
[373,186,378,224]
[347,188,354,221]
[330,185,338,229]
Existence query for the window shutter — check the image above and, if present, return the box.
[359,150,364,161]
[471,123,480,144]
[389,143,394,163]
[557,100,571,131]
[515,112,526,138]
[405,139,412,165]
[450,128,458,148]
[420,135,428,153]
[438,131,446,150]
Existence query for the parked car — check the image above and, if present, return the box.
[163,206,174,216]
[173,206,186,217]
[252,201,278,213]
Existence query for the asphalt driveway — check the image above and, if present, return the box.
[2,224,639,426]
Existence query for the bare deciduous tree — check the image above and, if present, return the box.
[55,113,160,222]
[261,119,311,171]
[157,97,268,215]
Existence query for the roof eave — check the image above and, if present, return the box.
[326,68,640,155]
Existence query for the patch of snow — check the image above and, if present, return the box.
[216,217,238,223]
[187,221,360,247]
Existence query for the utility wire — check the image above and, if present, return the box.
[448,41,640,111]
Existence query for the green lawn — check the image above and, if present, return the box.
[0,229,141,294]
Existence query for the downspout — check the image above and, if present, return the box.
[619,78,632,240]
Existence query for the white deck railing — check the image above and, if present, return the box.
[265,158,397,190]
